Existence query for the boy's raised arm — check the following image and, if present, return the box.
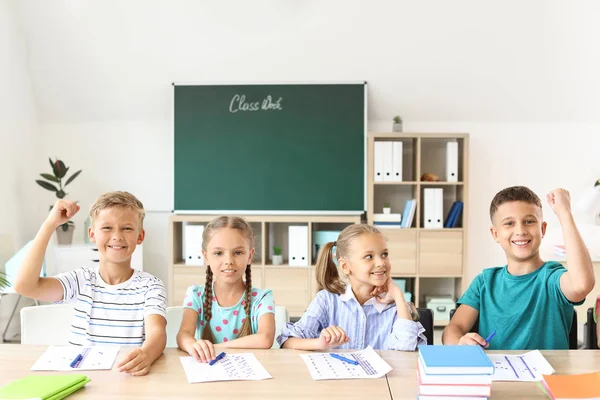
[549,189,595,302]
[13,200,79,302]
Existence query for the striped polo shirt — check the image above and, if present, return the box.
[55,266,167,346]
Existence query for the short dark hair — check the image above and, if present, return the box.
[489,186,542,222]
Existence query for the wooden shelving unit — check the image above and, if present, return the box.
[367,133,469,325]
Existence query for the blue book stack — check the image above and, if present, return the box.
[417,345,493,400]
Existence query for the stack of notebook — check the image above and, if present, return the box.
[0,374,90,400]
[417,345,494,400]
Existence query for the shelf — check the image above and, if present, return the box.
[419,228,464,232]
[420,182,464,186]
[264,264,309,269]
[434,320,449,327]
[419,274,463,278]
[374,181,418,185]
[174,263,205,269]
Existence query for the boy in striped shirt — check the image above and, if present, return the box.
[14,191,167,376]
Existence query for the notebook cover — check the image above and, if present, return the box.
[418,345,494,374]
[542,371,600,398]
[0,374,89,399]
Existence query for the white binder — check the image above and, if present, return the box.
[374,141,385,182]
[391,141,403,182]
[424,189,435,229]
[424,189,444,228]
[289,225,308,266]
[184,224,205,266]
[381,141,394,182]
[446,141,458,182]
[433,188,444,228]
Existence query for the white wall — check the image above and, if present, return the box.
[0,0,41,339]
[8,1,600,294]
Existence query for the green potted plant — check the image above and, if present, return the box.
[36,158,82,245]
[393,115,403,132]
[0,271,9,291]
[383,202,391,214]
[272,245,283,265]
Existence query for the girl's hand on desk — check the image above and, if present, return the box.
[191,339,216,363]
[117,348,151,376]
[318,326,349,349]
[458,332,488,348]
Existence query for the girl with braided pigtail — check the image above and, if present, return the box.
[176,216,275,363]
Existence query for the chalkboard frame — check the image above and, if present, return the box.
[173,82,367,215]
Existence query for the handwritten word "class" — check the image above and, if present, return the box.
[229,94,283,113]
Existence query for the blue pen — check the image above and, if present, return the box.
[69,354,83,368]
[209,351,226,366]
[484,330,496,345]
[330,353,359,365]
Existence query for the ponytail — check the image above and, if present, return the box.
[315,241,346,295]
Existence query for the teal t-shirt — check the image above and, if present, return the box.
[183,284,275,343]
[457,261,582,350]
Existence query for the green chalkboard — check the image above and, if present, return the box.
[174,83,365,212]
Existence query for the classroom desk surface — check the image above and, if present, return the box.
[0,345,392,400]
[382,349,600,400]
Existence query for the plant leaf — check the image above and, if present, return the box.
[50,157,60,177]
[56,190,66,199]
[64,170,82,186]
[56,161,67,178]
[40,173,60,183]
[0,272,10,289]
[36,180,58,192]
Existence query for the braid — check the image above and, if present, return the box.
[239,265,253,337]
[201,267,215,342]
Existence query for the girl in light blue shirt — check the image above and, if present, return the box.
[278,224,426,351]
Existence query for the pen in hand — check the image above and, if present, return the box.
[209,352,226,366]
[483,330,496,347]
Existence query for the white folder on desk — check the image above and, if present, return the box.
[289,226,308,267]
[184,224,204,266]
[446,141,458,182]
[391,141,403,182]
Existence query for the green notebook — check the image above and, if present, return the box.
[0,374,90,400]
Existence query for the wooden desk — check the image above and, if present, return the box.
[383,349,600,399]
[0,345,392,400]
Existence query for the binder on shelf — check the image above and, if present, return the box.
[382,141,394,182]
[184,224,204,265]
[391,141,403,182]
[374,141,385,182]
[289,225,309,266]
[424,189,443,229]
[446,141,458,182]
[445,201,464,228]
[433,188,444,228]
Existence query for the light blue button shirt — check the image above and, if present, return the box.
[277,285,427,350]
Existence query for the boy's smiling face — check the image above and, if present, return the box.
[89,206,144,265]
[490,201,546,263]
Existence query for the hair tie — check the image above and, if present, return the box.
[333,241,337,247]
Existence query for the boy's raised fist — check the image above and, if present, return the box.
[46,200,80,229]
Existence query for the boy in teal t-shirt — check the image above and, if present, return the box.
[443,186,594,350]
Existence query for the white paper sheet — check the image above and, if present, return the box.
[488,350,555,381]
[31,345,120,371]
[300,346,392,380]
[179,353,272,383]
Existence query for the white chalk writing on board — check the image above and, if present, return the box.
[229,94,283,113]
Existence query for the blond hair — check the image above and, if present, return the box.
[89,191,145,229]
[315,223,419,321]
[200,216,255,342]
